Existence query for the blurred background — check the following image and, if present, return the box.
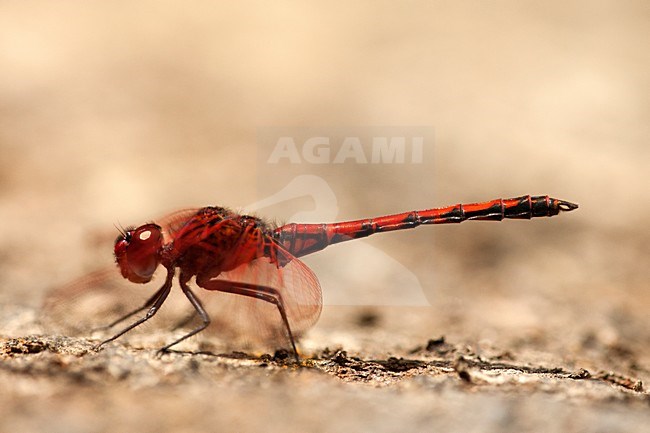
[0,0,648,431]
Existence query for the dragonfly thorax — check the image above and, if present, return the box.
[114,223,163,284]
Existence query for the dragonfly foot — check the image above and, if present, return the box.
[92,342,105,352]
[155,347,174,358]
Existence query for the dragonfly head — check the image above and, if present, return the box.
[114,223,163,284]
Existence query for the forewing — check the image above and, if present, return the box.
[41,267,195,343]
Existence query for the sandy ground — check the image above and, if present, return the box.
[1,2,649,432]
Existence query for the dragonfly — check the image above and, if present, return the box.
[45,195,577,359]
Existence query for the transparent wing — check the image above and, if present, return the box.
[193,238,322,351]
[40,267,196,341]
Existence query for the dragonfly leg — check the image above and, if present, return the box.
[196,277,299,361]
[157,279,210,354]
[93,285,167,332]
[95,270,173,350]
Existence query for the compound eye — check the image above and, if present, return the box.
[114,224,163,284]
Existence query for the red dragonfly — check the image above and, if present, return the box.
[46,195,577,358]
